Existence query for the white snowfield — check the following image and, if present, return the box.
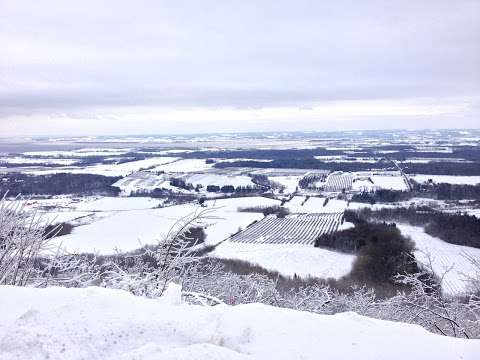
[25,157,180,176]
[54,196,280,254]
[23,148,133,157]
[286,196,349,213]
[74,196,164,211]
[269,175,301,193]
[229,213,343,245]
[0,157,79,165]
[25,196,164,225]
[0,285,478,360]
[398,224,480,296]
[410,175,480,185]
[184,173,254,188]
[149,158,214,173]
[324,172,353,191]
[354,174,409,192]
[213,242,354,279]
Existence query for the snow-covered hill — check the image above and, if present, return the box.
[1,285,478,360]
[398,224,480,296]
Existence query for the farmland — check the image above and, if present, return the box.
[323,172,354,191]
[1,130,479,292]
[229,213,344,245]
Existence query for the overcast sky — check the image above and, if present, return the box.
[1,0,479,136]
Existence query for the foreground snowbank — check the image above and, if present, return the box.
[1,286,478,360]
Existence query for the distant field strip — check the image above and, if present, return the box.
[324,172,353,191]
[230,213,343,245]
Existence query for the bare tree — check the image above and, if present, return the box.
[91,207,220,297]
[0,194,57,286]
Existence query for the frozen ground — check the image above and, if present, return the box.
[286,196,349,213]
[53,196,280,254]
[0,157,79,165]
[410,175,480,185]
[269,175,301,193]
[1,285,478,360]
[74,196,163,211]
[212,242,355,279]
[398,224,480,296]
[25,157,179,176]
[229,213,343,245]
[369,174,409,191]
[21,196,164,225]
[184,173,254,188]
[112,172,172,194]
[23,148,133,157]
[149,159,214,173]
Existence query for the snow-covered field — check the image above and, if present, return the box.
[229,213,343,245]
[74,196,163,211]
[269,175,301,193]
[1,285,478,360]
[0,157,79,165]
[285,196,349,213]
[213,242,354,279]
[23,148,133,157]
[369,174,409,191]
[52,196,280,254]
[24,157,179,176]
[324,172,353,191]
[184,173,254,188]
[112,172,172,194]
[149,159,214,173]
[410,175,480,185]
[398,224,480,296]
[71,157,179,176]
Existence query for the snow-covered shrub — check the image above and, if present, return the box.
[0,195,56,286]
[463,252,480,295]
[183,263,281,305]
[386,271,480,338]
[60,207,220,297]
[182,257,480,338]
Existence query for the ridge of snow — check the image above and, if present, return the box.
[1,285,478,360]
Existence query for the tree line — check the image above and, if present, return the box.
[349,207,480,249]
[0,173,121,196]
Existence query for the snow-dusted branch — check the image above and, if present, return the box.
[0,194,59,286]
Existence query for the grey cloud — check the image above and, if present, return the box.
[0,0,479,129]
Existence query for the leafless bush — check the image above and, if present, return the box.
[56,207,222,297]
[0,194,58,286]
[463,252,480,295]
[4,195,477,339]
[387,271,480,338]
[183,256,480,338]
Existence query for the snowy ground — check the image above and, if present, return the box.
[74,196,163,211]
[23,148,133,157]
[0,157,80,165]
[51,196,280,254]
[410,175,480,185]
[398,224,480,296]
[24,157,179,176]
[368,174,409,191]
[269,175,301,193]
[112,172,172,194]
[285,196,349,213]
[149,159,214,173]
[184,173,254,188]
[22,196,164,224]
[212,242,354,279]
[229,213,343,245]
[1,285,478,360]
